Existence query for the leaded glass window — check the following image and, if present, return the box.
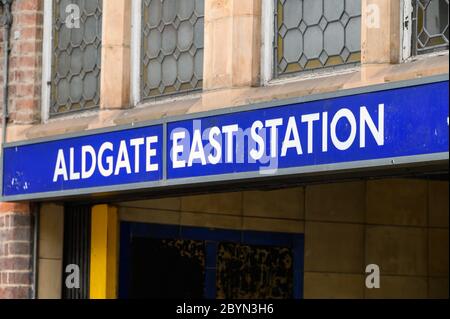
[413,0,449,54]
[217,243,294,299]
[51,0,102,116]
[141,0,204,100]
[274,0,361,78]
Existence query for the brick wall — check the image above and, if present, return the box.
[0,0,42,299]
[0,202,33,299]
[0,0,43,125]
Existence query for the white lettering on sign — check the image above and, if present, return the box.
[250,121,266,160]
[54,149,68,182]
[146,136,159,172]
[281,116,303,157]
[53,136,159,182]
[172,131,186,169]
[330,108,357,151]
[170,104,385,169]
[52,105,385,183]
[301,113,320,154]
[81,145,96,179]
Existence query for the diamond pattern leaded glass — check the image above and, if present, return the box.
[141,0,204,100]
[51,0,102,116]
[275,0,361,77]
[414,0,449,54]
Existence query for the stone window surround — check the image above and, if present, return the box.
[49,0,103,117]
[137,0,205,102]
[130,0,206,106]
[411,0,449,55]
[272,0,363,79]
[261,0,449,85]
[42,0,103,120]
[42,0,132,122]
[262,0,364,84]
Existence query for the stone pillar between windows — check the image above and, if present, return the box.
[361,0,401,65]
[203,0,261,91]
[100,0,132,110]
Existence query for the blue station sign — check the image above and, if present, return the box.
[1,76,448,201]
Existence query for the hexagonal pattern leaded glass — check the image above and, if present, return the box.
[275,0,361,77]
[51,0,102,116]
[414,0,449,54]
[142,0,204,99]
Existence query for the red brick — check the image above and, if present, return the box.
[0,203,30,214]
[0,0,43,177]
[0,227,31,242]
[10,214,31,227]
[15,13,43,27]
[14,227,32,241]
[0,272,8,285]
[8,242,31,256]
[14,0,43,12]
[1,230,10,242]
[0,287,31,299]
[9,57,39,70]
[12,70,38,82]
[15,99,40,111]
[8,272,31,286]
[14,41,43,55]
[14,83,38,97]
[10,110,41,123]
[16,26,43,41]
[12,105,38,115]
[0,256,31,271]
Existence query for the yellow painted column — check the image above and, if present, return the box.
[90,205,119,299]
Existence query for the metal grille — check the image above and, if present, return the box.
[413,0,449,54]
[216,243,294,299]
[62,205,91,299]
[274,0,361,78]
[141,0,204,100]
[51,0,102,116]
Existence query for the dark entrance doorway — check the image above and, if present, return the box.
[129,237,205,298]
[119,222,304,299]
